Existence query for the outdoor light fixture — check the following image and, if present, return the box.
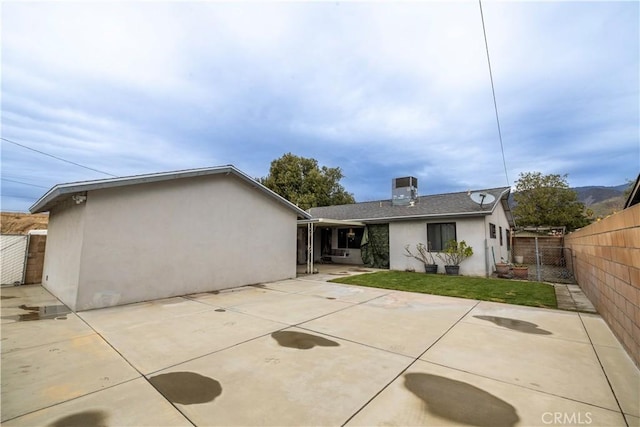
[72,194,87,204]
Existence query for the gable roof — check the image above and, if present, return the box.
[624,173,640,209]
[29,165,312,219]
[309,187,512,224]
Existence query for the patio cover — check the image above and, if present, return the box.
[297,218,365,274]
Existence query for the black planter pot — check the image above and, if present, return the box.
[424,264,438,274]
[444,265,460,275]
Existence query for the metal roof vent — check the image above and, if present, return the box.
[392,177,418,206]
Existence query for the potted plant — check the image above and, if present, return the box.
[436,240,473,275]
[512,264,529,280]
[495,258,510,278]
[404,243,438,274]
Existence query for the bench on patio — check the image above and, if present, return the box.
[321,249,350,263]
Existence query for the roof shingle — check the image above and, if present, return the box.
[309,187,511,222]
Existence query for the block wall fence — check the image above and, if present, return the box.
[564,204,640,368]
[25,234,47,285]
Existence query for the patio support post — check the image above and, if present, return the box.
[307,223,314,274]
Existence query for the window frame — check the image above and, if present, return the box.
[427,222,457,252]
[337,227,364,249]
[489,223,496,239]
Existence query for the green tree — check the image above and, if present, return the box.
[513,172,590,230]
[259,153,355,210]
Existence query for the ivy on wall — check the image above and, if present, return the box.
[360,224,389,269]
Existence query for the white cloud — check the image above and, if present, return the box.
[1,1,637,211]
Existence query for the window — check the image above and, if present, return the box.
[489,223,496,239]
[499,226,503,246]
[427,223,456,251]
[506,229,511,250]
[337,228,364,249]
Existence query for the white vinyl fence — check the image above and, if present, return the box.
[1,234,28,285]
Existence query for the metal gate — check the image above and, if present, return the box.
[512,238,575,284]
[531,246,575,284]
[1,234,29,285]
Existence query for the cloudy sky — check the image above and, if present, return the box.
[2,1,638,212]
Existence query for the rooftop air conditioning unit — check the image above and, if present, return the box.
[392,176,418,206]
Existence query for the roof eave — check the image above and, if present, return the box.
[29,166,311,219]
[342,210,494,223]
[624,174,640,209]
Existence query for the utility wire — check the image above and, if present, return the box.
[478,0,510,188]
[0,137,118,177]
[1,178,49,189]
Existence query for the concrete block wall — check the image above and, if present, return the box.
[24,235,47,285]
[565,204,640,368]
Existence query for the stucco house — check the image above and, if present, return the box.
[30,166,310,311]
[306,178,514,277]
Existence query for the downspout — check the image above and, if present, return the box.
[483,217,489,277]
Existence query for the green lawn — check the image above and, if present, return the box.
[329,271,557,309]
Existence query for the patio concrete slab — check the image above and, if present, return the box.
[626,414,640,427]
[1,333,140,422]
[462,301,591,344]
[80,300,287,374]
[1,313,95,354]
[3,378,191,426]
[421,317,620,411]
[296,281,391,303]
[346,360,626,427]
[1,285,64,325]
[580,312,626,347]
[146,326,411,426]
[1,284,59,307]
[188,286,353,325]
[77,296,214,331]
[255,278,327,294]
[2,277,638,426]
[261,278,391,304]
[301,293,476,357]
[591,343,640,417]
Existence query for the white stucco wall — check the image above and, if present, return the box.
[389,217,491,276]
[484,204,512,271]
[41,198,86,310]
[46,174,298,311]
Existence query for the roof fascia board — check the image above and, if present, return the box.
[297,218,365,226]
[624,174,640,209]
[29,165,311,219]
[347,210,492,223]
[495,187,515,227]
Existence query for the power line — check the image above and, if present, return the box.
[1,194,38,200]
[1,178,49,189]
[478,0,510,188]
[0,137,118,177]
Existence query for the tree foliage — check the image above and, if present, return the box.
[259,153,355,210]
[513,172,590,230]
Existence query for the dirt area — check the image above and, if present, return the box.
[1,212,48,235]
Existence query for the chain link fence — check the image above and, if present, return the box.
[530,246,575,284]
[512,237,575,284]
[1,235,29,285]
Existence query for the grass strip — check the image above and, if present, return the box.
[330,271,557,309]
